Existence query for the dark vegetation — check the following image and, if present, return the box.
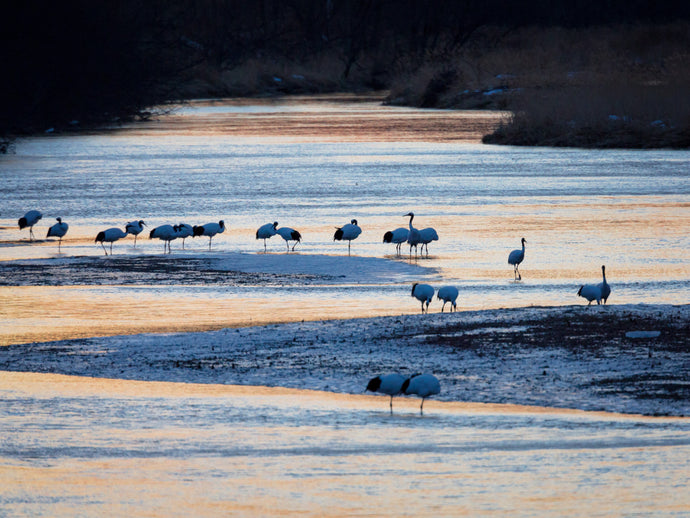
[2,1,689,151]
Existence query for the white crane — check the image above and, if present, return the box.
[95,227,127,255]
[276,226,302,252]
[577,265,609,306]
[333,219,361,255]
[411,283,434,313]
[437,286,459,312]
[174,223,194,249]
[402,373,441,415]
[508,237,527,280]
[125,220,146,247]
[404,212,421,259]
[150,224,179,254]
[419,227,439,257]
[383,227,409,256]
[46,217,69,251]
[366,373,406,413]
[18,210,42,241]
[598,265,611,304]
[256,221,278,251]
[193,220,225,249]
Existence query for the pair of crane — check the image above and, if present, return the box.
[17,211,70,252]
[366,373,441,415]
[505,237,611,304]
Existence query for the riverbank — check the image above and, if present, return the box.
[385,23,690,149]
[1,304,688,416]
[5,19,689,152]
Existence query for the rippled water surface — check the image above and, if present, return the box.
[1,95,688,345]
[1,373,689,517]
[1,97,689,516]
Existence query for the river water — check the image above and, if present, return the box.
[1,94,688,345]
[1,95,689,516]
[1,373,689,517]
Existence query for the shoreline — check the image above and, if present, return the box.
[1,303,688,417]
[2,370,685,422]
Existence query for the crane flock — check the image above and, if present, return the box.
[14,208,618,418]
[15,209,612,307]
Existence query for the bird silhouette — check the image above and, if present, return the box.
[193,220,225,249]
[437,286,459,312]
[334,219,361,255]
[578,265,610,305]
[411,283,434,313]
[404,213,421,259]
[598,265,611,303]
[125,220,146,247]
[383,227,409,256]
[18,210,42,241]
[508,237,527,280]
[175,223,194,249]
[150,224,179,253]
[419,227,439,258]
[46,217,69,251]
[402,373,441,415]
[256,221,279,251]
[276,226,302,252]
[95,227,127,255]
[366,373,406,413]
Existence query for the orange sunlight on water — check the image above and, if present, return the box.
[1,97,688,346]
[2,372,688,517]
[0,285,410,346]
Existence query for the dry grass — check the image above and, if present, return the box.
[387,23,690,147]
[485,83,690,148]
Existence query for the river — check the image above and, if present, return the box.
[0,95,688,516]
[1,94,688,345]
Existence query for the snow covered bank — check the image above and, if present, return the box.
[1,304,687,416]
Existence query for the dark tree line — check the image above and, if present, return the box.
[2,0,689,143]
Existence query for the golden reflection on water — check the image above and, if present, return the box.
[0,285,410,346]
[128,94,508,143]
[1,372,688,517]
[1,100,688,345]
